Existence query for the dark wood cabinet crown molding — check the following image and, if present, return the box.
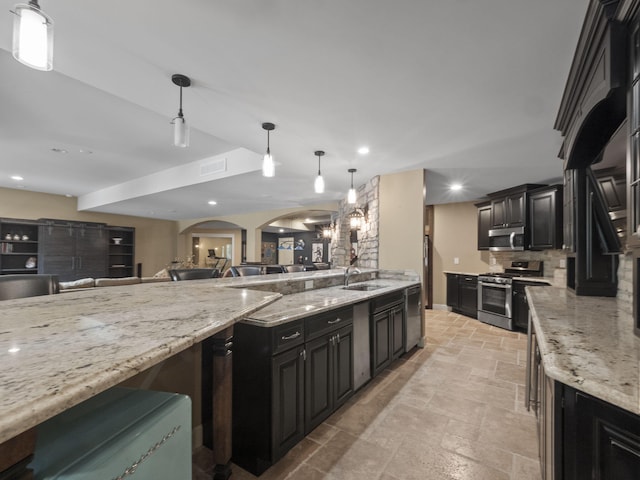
[555,1,627,168]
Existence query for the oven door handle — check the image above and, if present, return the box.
[478,281,511,289]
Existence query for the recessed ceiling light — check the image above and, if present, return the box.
[10,175,23,181]
[279,228,284,233]
[65,194,73,198]
[450,183,463,191]
[51,148,68,154]
[208,200,217,206]
[357,146,370,155]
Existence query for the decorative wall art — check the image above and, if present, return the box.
[312,243,324,263]
[277,237,294,265]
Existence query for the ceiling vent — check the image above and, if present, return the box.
[200,158,227,177]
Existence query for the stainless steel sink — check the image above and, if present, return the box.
[342,284,386,291]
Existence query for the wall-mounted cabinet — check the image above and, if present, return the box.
[476,201,492,250]
[0,219,40,274]
[529,185,563,250]
[490,189,529,228]
[476,184,560,251]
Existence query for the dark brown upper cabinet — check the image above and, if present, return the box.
[529,185,564,250]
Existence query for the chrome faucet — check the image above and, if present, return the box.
[344,265,361,286]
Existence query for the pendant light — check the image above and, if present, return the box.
[171,74,191,148]
[314,150,325,194]
[262,122,276,177]
[347,168,357,204]
[11,0,54,71]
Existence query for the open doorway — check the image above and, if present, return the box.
[191,233,234,271]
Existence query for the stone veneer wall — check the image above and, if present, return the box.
[330,176,379,268]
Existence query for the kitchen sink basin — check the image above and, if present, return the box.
[342,284,387,291]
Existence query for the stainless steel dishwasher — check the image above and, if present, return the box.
[405,285,422,350]
[352,301,371,391]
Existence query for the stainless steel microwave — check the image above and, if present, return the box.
[488,226,525,251]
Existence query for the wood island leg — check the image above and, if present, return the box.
[202,326,234,480]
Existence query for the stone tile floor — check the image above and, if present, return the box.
[193,309,541,479]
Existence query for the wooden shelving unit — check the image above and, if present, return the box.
[0,219,40,275]
[107,226,136,278]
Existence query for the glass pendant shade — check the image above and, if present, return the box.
[262,123,276,177]
[314,150,325,193]
[173,116,189,148]
[350,215,360,229]
[12,2,53,71]
[262,151,275,177]
[348,187,357,204]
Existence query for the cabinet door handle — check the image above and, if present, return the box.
[281,331,301,341]
[327,317,342,325]
[610,439,640,458]
[300,349,306,361]
[336,333,340,344]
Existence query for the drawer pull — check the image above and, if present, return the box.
[281,331,301,341]
[611,439,640,458]
[327,317,342,324]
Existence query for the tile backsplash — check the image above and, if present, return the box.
[489,249,567,287]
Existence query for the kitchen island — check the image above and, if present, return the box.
[527,286,639,415]
[0,281,281,478]
[526,285,640,479]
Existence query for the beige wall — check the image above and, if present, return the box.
[0,187,178,276]
[379,170,425,277]
[432,201,490,306]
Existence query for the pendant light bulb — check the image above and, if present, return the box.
[263,150,275,177]
[314,150,325,194]
[174,114,189,148]
[262,122,276,177]
[12,0,54,71]
[347,168,357,204]
[171,74,191,148]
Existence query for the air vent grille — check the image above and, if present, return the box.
[200,158,227,177]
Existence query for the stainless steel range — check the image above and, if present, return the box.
[477,261,543,330]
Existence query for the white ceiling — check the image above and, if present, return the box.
[0,0,588,221]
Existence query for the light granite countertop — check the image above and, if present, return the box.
[526,286,640,416]
[0,282,281,445]
[243,278,421,327]
[210,267,378,289]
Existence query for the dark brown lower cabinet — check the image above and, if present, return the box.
[371,292,405,377]
[272,346,305,461]
[233,308,353,476]
[305,324,353,434]
[445,273,478,318]
[564,386,640,480]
